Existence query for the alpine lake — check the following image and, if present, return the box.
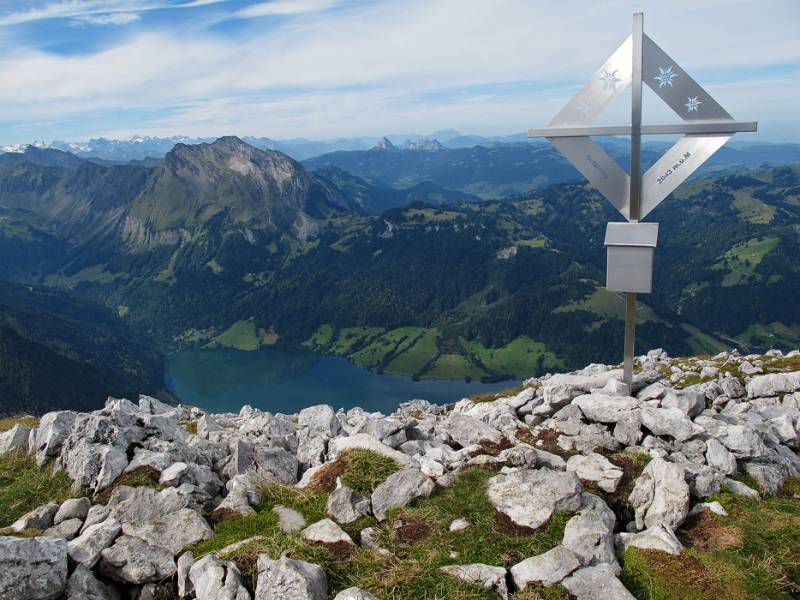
[165,346,515,414]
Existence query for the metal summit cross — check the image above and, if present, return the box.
[528,12,757,386]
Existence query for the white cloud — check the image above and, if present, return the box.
[0,0,228,26]
[235,0,339,18]
[0,0,797,143]
[73,11,141,24]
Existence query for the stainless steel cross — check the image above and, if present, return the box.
[528,12,756,385]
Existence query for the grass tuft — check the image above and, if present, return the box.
[0,415,38,433]
[309,449,399,495]
[0,451,76,528]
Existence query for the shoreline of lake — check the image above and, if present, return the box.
[165,346,516,414]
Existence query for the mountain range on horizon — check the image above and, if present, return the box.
[1,135,799,415]
[4,131,800,164]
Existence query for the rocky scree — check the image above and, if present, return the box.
[0,348,799,599]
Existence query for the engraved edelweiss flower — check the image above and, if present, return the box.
[685,96,702,112]
[654,65,677,88]
[576,100,592,116]
[599,69,621,90]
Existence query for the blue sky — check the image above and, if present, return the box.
[0,0,798,145]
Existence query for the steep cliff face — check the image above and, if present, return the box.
[126,136,360,244]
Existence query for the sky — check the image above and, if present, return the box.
[0,0,798,145]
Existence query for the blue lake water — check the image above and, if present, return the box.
[165,347,514,414]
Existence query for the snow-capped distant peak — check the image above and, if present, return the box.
[1,141,46,153]
[1,144,27,153]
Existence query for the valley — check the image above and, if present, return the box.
[1,137,799,413]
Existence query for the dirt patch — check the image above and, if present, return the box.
[93,465,162,505]
[526,428,578,459]
[391,513,434,545]
[479,436,512,456]
[678,511,743,551]
[307,539,355,560]
[308,454,349,492]
[493,511,540,537]
[208,507,246,525]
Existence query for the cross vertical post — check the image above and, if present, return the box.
[624,12,644,386]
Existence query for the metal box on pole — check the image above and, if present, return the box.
[604,222,659,294]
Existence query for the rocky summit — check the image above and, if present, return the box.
[1,348,799,599]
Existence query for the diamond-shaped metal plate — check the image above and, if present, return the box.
[544,33,739,221]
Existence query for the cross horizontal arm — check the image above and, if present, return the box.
[528,121,757,138]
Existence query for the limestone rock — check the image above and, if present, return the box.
[615,523,683,556]
[371,468,435,521]
[226,440,299,485]
[486,468,581,530]
[302,518,355,546]
[449,518,471,532]
[440,563,508,599]
[705,438,737,475]
[214,486,257,519]
[0,423,32,455]
[561,564,636,600]
[680,462,724,498]
[562,509,617,571]
[747,372,800,398]
[82,504,111,532]
[333,588,379,600]
[0,536,67,600]
[720,377,745,399]
[573,394,638,423]
[177,551,195,598]
[68,518,122,568]
[661,390,705,418]
[299,404,341,438]
[35,411,77,465]
[640,406,701,441]
[510,545,581,588]
[106,485,195,524]
[689,501,728,517]
[326,481,371,523]
[160,461,224,496]
[328,433,412,466]
[566,453,623,493]
[11,501,59,532]
[197,414,224,438]
[188,554,250,600]
[55,497,92,525]
[255,555,327,600]
[273,505,306,532]
[743,461,786,495]
[98,535,176,584]
[121,507,213,554]
[724,477,760,499]
[628,458,690,531]
[43,517,83,540]
[67,563,122,600]
[446,413,503,448]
